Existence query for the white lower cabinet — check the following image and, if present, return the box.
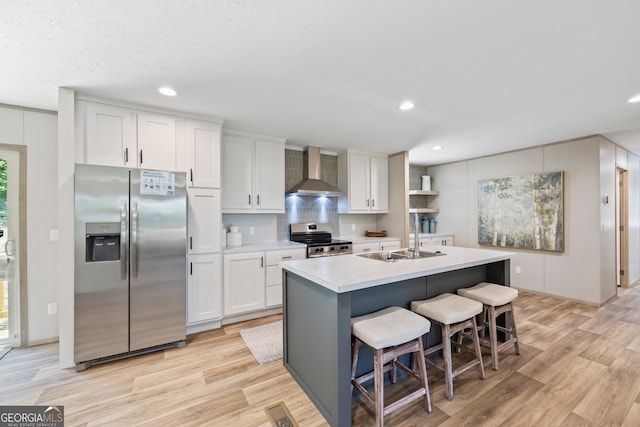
[223,251,265,315]
[223,247,306,317]
[409,234,454,249]
[265,248,306,307]
[187,253,222,324]
[379,240,402,251]
[352,239,402,254]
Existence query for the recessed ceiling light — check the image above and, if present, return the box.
[158,86,178,97]
[628,94,640,103]
[432,145,443,151]
[398,101,414,111]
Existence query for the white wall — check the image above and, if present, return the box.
[428,136,620,304]
[25,111,59,343]
[0,105,59,344]
[599,140,617,301]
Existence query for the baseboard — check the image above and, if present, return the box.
[187,319,222,334]
[512,287,602,307]
[221,307,283,326]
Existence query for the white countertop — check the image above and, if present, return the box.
[281,245,514,293]
[223,240,306,255]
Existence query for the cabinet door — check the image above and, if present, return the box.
[223,252,265,315]
[187,120,220,188]
[137,113,176,171]
[370,155,388,212]
[348,154,371,212]
[187,253,222,324]
[85,103,134,167]
[187,188,221,254]
[221,135,253,211]
[380,240,401,251]
[440,236,454,246]
[352,242,380,254]
[254,140,285,212]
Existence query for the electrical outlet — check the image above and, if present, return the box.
[352,224,356,231]
[515,266,522,274]
[249,227,255,236]
[47,302,57,315]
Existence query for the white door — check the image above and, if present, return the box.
[349,154,370,211]
[187,189,221,254]
[0,149,20,348]
[221,135,253,211]
[137,113,177,171]
[85,103,134,167]
[187,120,221,188]
[253,140,285,212]
[187,253,222,324]
[223,252,265,315]
[370,155,388,212]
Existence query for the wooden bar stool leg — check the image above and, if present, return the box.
[416,336,432,413]
[471,317,486,379]
[374,348,384,427]
[509,303,521,355]
[488,305,499,370]
[441,323,454,400]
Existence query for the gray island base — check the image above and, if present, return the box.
[281,246,514,427]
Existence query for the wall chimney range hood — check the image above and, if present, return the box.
[286,146,345,196]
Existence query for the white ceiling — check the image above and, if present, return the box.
[3,0,640,165]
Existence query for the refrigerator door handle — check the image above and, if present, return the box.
[120,203,128,280]
[131,202,138,278]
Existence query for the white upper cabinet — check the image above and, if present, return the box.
[338,150,388,213]
[186,120,221,188]
[85,103,135,167]
[136,112,176,171]
[221,130,285,213]
[83,102,177,171]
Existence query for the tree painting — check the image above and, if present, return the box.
[478,172,563,252]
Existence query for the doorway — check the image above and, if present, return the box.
[0,148,22,348]
[616,168,629,287]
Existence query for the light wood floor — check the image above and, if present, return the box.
[3,286,640,426]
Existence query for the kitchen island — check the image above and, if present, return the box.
[280,245,514,427]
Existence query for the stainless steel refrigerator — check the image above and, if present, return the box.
[74,164,187,370]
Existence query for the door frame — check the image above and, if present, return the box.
[0,144,27,347]
[617,168,629,287]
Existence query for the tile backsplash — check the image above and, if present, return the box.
[277,149,340,240]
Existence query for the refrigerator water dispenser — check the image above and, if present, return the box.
[85,222,120,262]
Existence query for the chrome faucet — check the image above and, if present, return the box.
[413,213,420,258]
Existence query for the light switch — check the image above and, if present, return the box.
[50,229,59,241]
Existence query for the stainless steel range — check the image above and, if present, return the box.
[290,223,353,258]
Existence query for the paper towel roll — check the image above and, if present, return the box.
[227,232,242,247]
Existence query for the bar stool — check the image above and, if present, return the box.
[411,293,485,400]
[351,306,432,426]
[457,282,520,370]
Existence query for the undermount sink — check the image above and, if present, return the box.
[356,248,446,262]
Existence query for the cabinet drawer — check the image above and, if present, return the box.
[266,248,306,265]
[353,242,381,254]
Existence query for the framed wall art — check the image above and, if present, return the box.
[478,171,564,252]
